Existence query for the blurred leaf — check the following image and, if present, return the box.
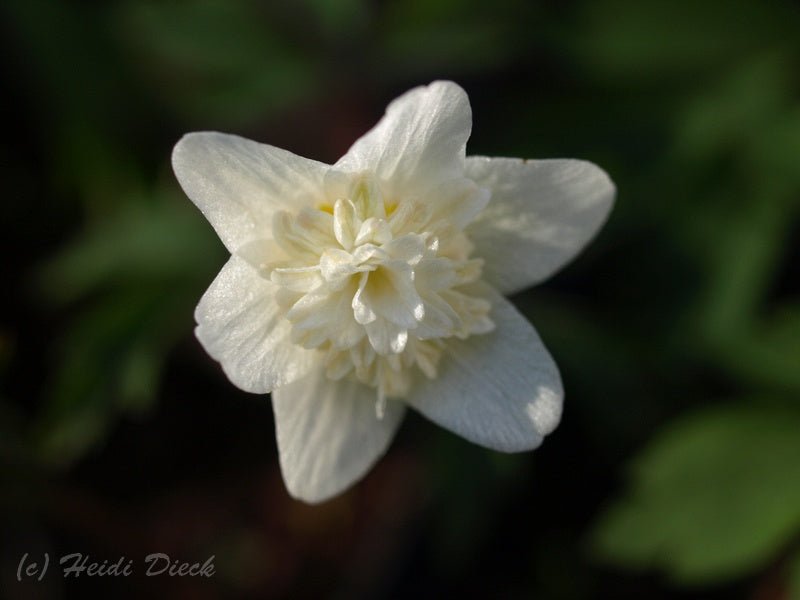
[116,0,320,126]
[304,0,370,37]
[789,550,800,600]
[709,304,800,395]
[683,180,799,393]
[33,182,224,466]
[570,0,793,82]
[426,431,524,574]
[3,0,134,132]
[591,404,800,585]
[382,23,511,75]
[696,194,787,341]
[34,282,197,467]
[380,0,519,75]
[35,403,111,469]
[674,52,792,164]
[747,107,800,201]
[38,193,222,305]
[521,291,666,449]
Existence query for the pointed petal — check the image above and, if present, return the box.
[335,81,471,194]
[286,280,365,350]
[194,255,316,393]
[270,266,323,293]
[406,286,563,452]
[319,248,360,283]
[365,319,409,355]
[361,263,424,328]
[415,258,459,292]
[382,234,427,265]
[235,237,288,273]
[415,292,459,339]
[172,132,329,253]
[421,177,491,228]
[272,369,405,503]
[466,157,615,294]
[333,198,359,250]
[352,272,377,325]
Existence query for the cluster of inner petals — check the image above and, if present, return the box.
[263,174,494,415]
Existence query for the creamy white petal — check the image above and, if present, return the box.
[382,234,426,264]
[194,255,317,393]
[466,157,615,295]
[272,368,405,503]
[335,81,471,195]
[333,198,359,250]
[286,281,365,350]
[420,177,491,229]
[270,266,323,293]
[235,238,288,273]
[365,319,409,355]
[406,285,563,452]
[415,293,459,339]
[361,262,424,328]
[172,132,330,253]
[319,248,362,282]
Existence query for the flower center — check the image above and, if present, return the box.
[264,174,494,414]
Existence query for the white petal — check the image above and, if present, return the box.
[194,255,316,393]
[286,281,364,350]
[272,368,405,503]
[466,157,615,295]
[406,285,563,452]
[382,234,426,265]
[352,272,377,325]
[319,248,359,282]
[335,81,471,195]
[172,132,329,253]
[415,292,459,339]
[270,266,323,293]
[420,177,491,228]
[333,198,359,250]
[361,263,424,328]
[235,238,288,272]
[365,319,409,355]
[415,258,459,292]
[354,217,392,246]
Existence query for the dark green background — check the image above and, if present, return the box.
[2,0,799,598]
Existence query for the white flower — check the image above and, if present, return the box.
[172,81,614,503]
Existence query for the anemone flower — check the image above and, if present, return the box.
[172,81,615,503]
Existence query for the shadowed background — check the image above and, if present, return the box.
[1,0,799,598]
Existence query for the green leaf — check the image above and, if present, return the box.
[379,0,519,75]
[695,194,787,342]
[33,284,197,467]
[31,184,220,466]
[747,107,800,202]
[304,0,369,37]
[674,52,792,164]
[788,550,800,600]
[569,0,793,82]
[116,0,319,126]
[709,304,800,395]
[590,404,800,585]
[37,194,222,305]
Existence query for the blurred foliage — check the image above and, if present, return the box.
[1,0,799,597]
[790,551,800,600]
[115,0,322,126]
[35,193,221,465]
[591,405,800,584]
